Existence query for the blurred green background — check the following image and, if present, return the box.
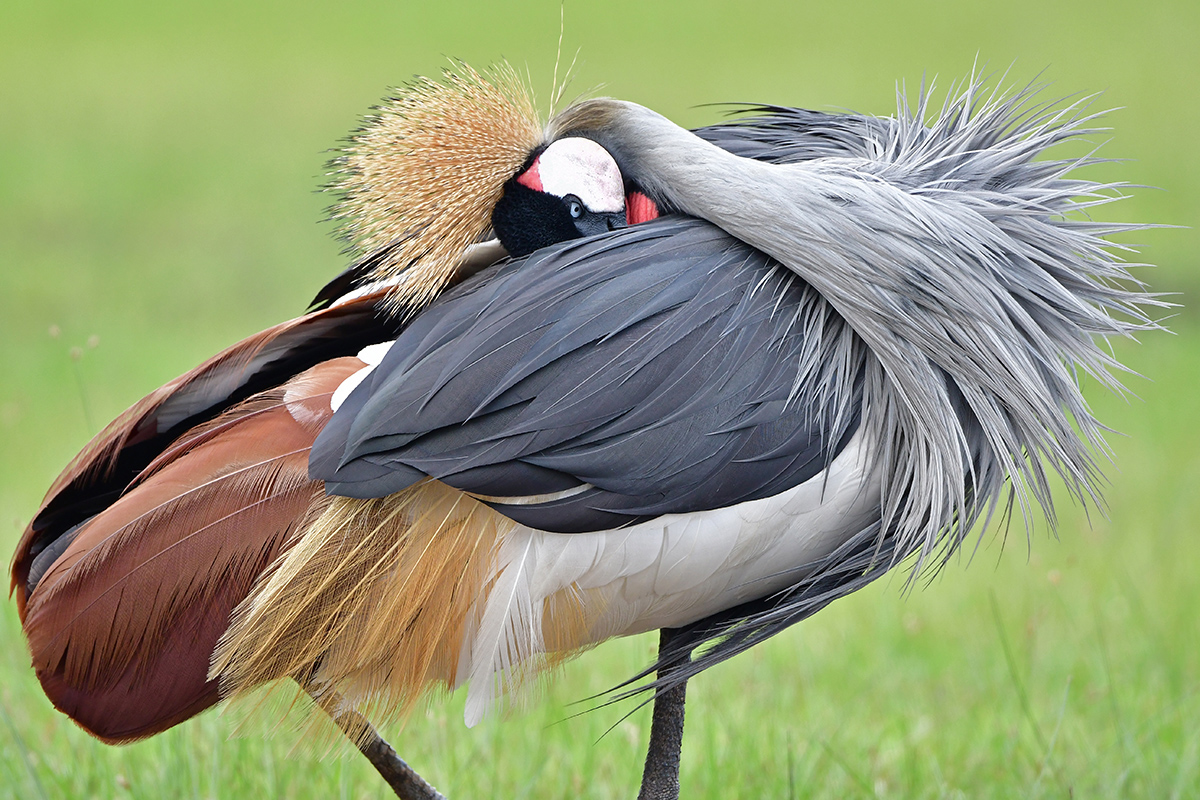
[1,0,1196,797]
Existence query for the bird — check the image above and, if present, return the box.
[10,63,1158,799]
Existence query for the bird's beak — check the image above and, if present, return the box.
[575,211,627,239]
[603,211,628,232]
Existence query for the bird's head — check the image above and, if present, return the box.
[325,64,659,315]
[327,63,542,314]
[491,137,628,258]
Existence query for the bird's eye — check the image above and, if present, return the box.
[565,195,584,219]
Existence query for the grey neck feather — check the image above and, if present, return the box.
[552,80,1162,574]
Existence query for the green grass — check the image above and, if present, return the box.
[1,0,1197,797]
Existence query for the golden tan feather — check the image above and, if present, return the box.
[329,62,544,315]
[213,483,509,736]
[212,483,621,739]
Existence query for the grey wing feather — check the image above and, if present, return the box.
[310,217,864,533]
[572,86,1161,694]
[695,106,897,163]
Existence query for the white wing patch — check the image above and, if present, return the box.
[330,340,395,412]
[466,483,594,506]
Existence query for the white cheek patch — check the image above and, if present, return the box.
[534,137,625,214]
[331,340,396,412]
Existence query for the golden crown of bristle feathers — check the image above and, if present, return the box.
[328,62,545,313]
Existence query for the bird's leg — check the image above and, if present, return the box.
[637,627,694,800]
[300,681,447,800]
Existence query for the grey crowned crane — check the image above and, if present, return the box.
[11,64,1158,799]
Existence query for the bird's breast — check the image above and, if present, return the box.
[515,426,879,646]
[459,427,879,722]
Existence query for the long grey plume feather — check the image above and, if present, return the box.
[554,75,1162,591]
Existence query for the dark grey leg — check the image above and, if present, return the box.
[302,682,447,800]
[637,628,693,800]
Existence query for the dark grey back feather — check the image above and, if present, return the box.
[696,106,899,163]
[312,218,864,533]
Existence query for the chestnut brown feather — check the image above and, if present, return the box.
[11,289,395,618]
[19,359,363,742]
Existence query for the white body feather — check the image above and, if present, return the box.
[459,428,878,725]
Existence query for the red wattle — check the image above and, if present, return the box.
[517,161,543,192]
[626,192,659,225]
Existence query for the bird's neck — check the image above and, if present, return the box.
[565,102,916,294]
